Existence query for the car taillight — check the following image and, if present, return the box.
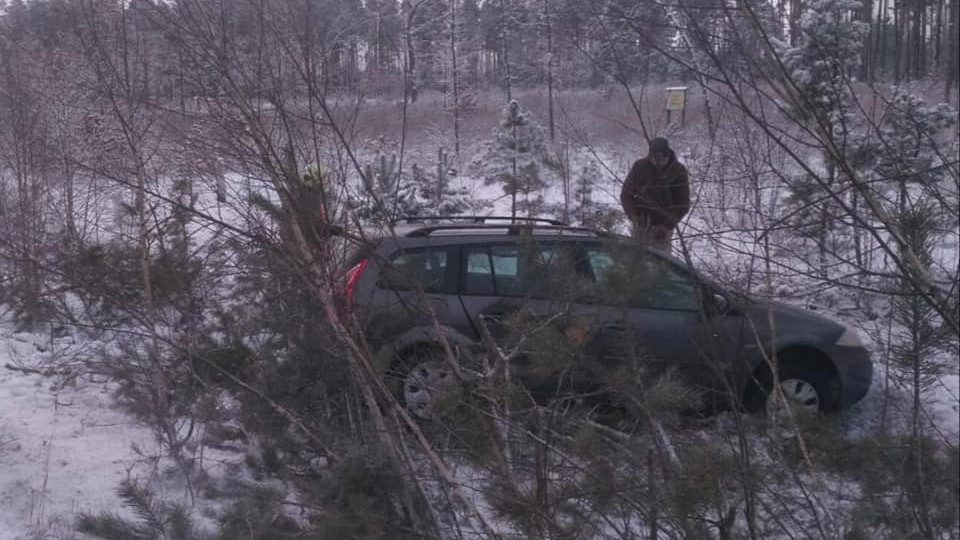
[345,258,369,307]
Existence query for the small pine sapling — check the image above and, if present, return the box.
[351,152,420,225]
[410,147,477,216]
[473,100,551,218]
[77,479,201,540]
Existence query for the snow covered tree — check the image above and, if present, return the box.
[874,91,957,216]
[474,100,550,218]
[411,147,475,216]
[542,149,619,230]
[778,0,870,273]
[778,0,868,127]
[351,153,420,225]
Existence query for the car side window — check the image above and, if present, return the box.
[585,244,700,311]
[462,242,582,298]
[462,245,526,295]
[464,247,495,294]
[648,260,700,311]
[378,248,452,293]
[492,245,525,294]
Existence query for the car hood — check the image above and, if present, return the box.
[741,298,846,344]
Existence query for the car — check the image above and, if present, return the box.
[345,216,873,420]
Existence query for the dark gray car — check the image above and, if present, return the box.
[345,217,872,419]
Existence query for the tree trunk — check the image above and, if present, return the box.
[501,0,512,101]
[648,450,659,540]
[946,0,959,102]
[894,4,902,81]
[375,6,383,73]
[450,0,461,157]
[511,123,518,218]
[544,0,555,141]
[789,0,802,45]
[914,2,924,79]
[819,156,836,275]
[876,0,888,75]
[405,3,419,104]
[935,0,944,66]
[177,42,186,114]
[861,0,875,81]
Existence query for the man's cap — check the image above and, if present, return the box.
[650,137,671,156]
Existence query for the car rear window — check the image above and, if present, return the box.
[378,247,453,293]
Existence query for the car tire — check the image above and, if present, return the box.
[744,359,838,416]
[387,346,466,420]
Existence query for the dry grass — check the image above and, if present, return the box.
[351,84,717,153]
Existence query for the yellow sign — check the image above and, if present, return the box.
[665,87,687,111]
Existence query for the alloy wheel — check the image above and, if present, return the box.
[766,377,821,418]
[403,361,455,419]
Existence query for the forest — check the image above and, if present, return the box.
[0,0,957,539]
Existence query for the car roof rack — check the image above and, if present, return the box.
[394,215,569,227]
[392,215,614,238]
[404,224,611,238]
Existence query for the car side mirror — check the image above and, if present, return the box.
[706,291,730,315]
[700,287,731,315]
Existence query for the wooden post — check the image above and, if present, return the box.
[665,86,688,126]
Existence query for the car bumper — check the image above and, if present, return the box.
[831,345,873,410]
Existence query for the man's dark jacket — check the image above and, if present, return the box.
[620,152,690,229]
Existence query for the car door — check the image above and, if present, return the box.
[362,244,475,351]
[581,240,745,408]
[457,238,606,398]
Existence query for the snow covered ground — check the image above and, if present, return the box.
[0,322,257,540]
[0,327,158,540]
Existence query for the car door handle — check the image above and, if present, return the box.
[602,322,627,332]
[480,313,505,325]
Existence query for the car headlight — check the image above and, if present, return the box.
[836,327,864,347]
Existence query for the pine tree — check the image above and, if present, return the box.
[351,152,420,225]
[778,0,870,273]
[364,0,403,79]
[874,91,957,215]
[411,148,475,216]
[542,149,619,229]
[474,100,550,218]
[594,0,671,83]
[778,0,868,126]
[877,94,957,497]
[353,148,478,223]
[77,479,201,540]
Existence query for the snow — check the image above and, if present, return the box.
[0,325,251,539]
[0,328,157,540]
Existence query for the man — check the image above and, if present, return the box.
[620,137,690,251]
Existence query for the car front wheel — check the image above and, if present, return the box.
[745,360,838,417]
